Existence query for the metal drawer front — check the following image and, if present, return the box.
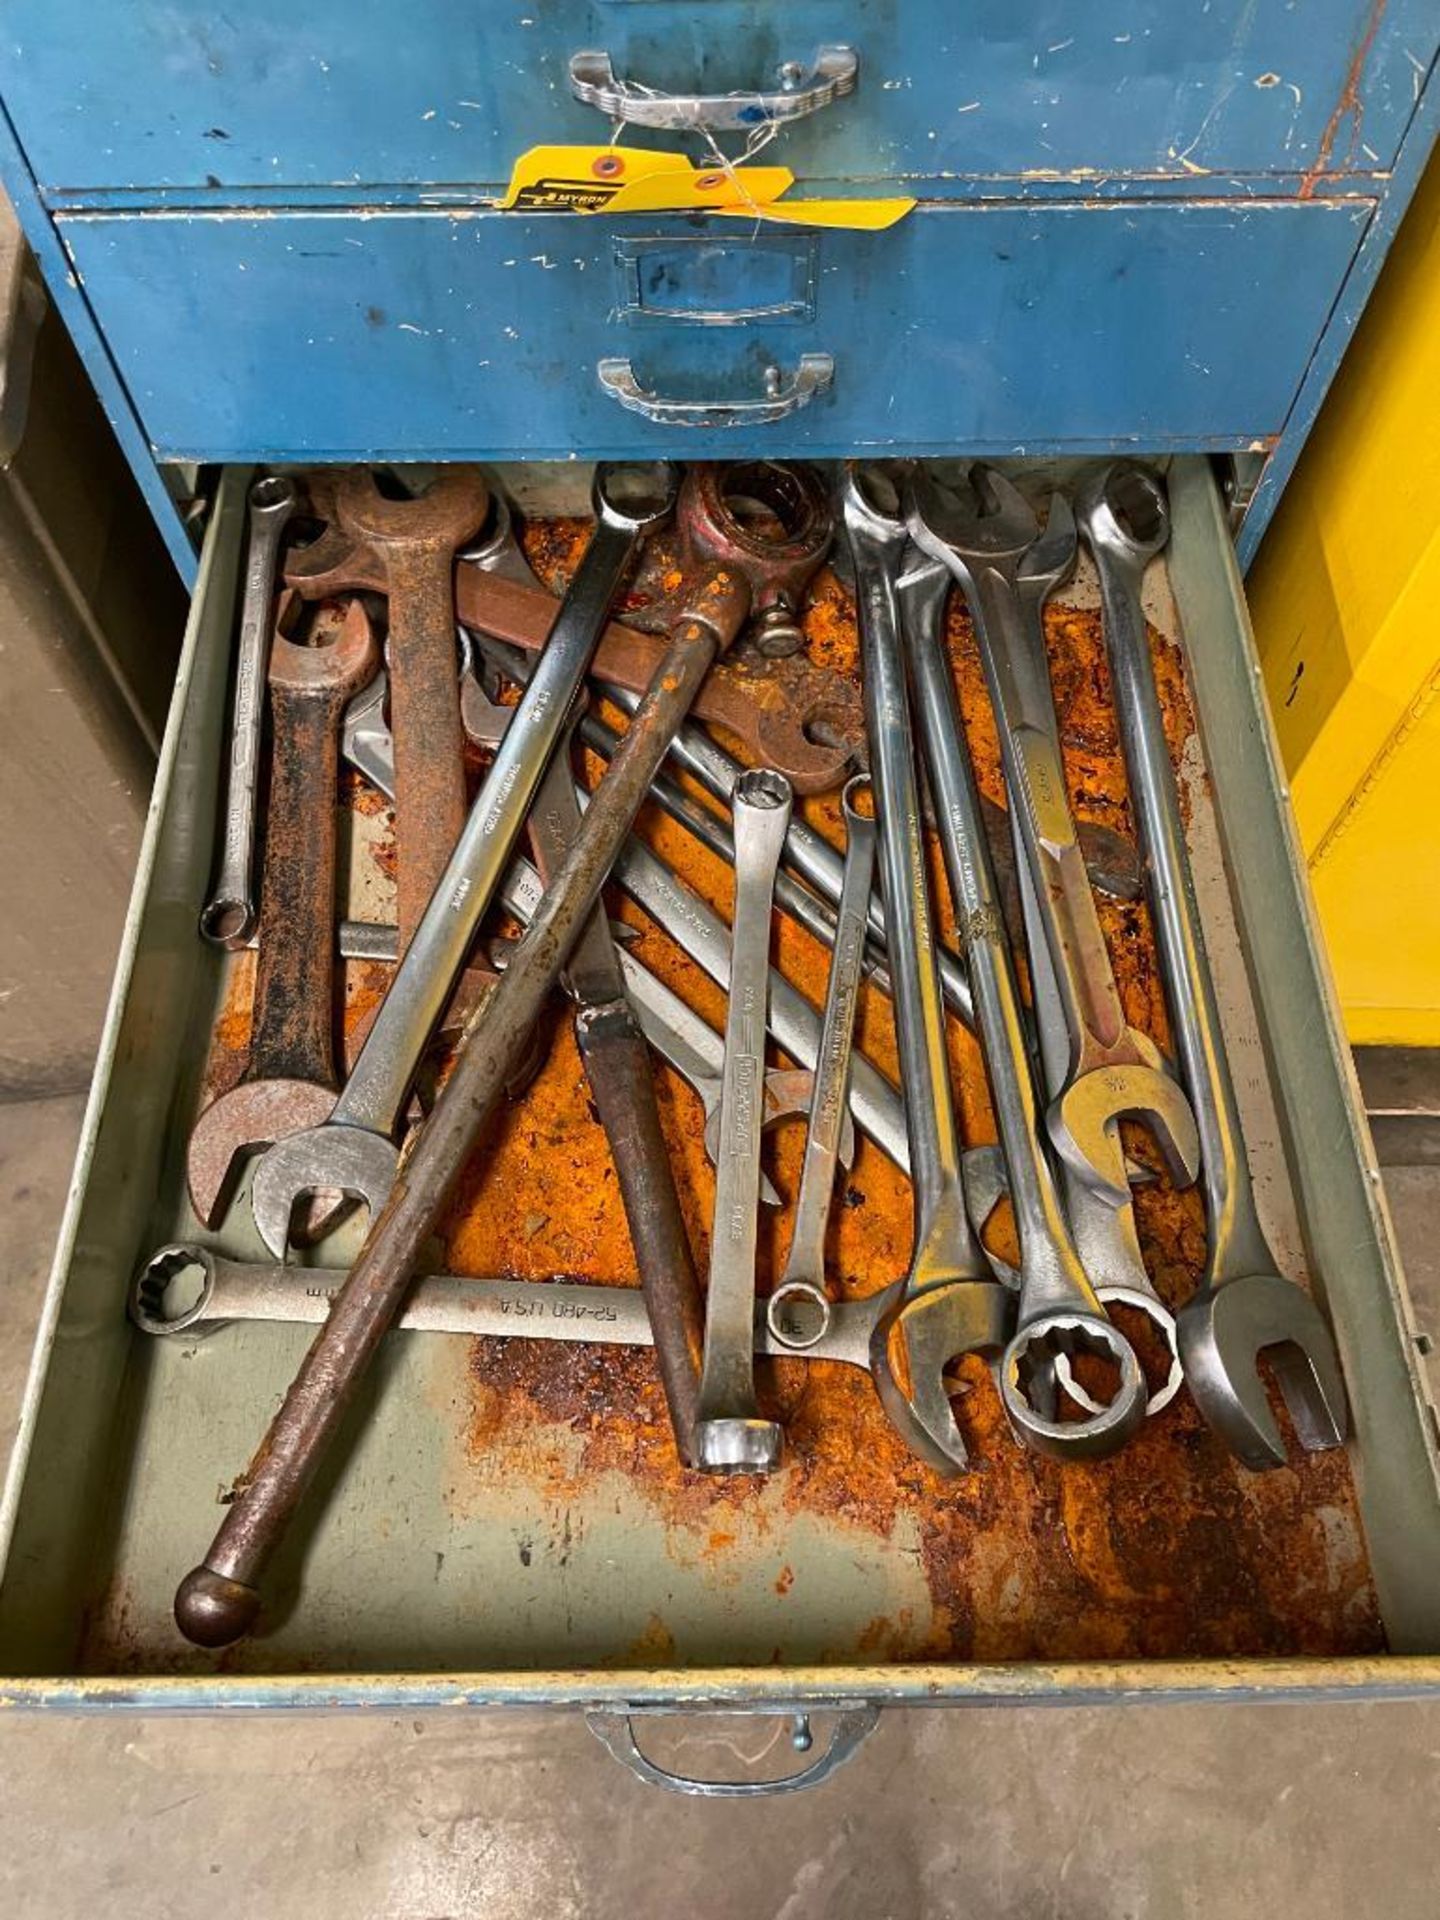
[1,458,1439,1715]
[62,201,1368,462]
[10,1,1436,199]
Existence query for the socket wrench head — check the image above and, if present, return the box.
[677,461,833,654]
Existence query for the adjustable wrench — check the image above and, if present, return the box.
[900,548,1145,1459]
[908,464,1200,1209]
[694,769,793,1473]
[131,1242,893,1372]
[201,475,297,947]
[770,777,876,1339]
[328,466,491,947]
[187,599,380,1231]
[843,466,1011,1476]
[247,464,679,1261]
[1079,462,1347,1468]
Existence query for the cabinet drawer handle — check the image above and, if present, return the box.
[569,46,858,132]
[596,353,834,427]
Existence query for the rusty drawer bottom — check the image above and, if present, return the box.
[2,458,1438,1719]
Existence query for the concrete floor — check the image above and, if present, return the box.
[1,1093,1438,1916]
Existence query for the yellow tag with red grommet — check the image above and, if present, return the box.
[496,145,914,229]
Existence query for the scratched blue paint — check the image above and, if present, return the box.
[58,200,1370,465]
[5,1,1436,200]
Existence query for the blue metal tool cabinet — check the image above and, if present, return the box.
[1,3,1436,574]
[5,6,1440,1789]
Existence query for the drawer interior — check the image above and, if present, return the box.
[3,456,1438,1695]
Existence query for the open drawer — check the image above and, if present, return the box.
[3,458,1439,1789]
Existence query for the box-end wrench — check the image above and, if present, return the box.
[330,467,491,949]
[843,467,1012,1476]
[694,768,793,1473]
[131,1243,890,1371]
[187,599,380,1232]
[769,777,876,1345]
[247,464,679,1261]
[908,464,1200,1209]
[176,469,827,1648]
[523,732,709,1462]
[900,547,1145,1459]
[201,475,298,947]
[1079,463,1346,1467]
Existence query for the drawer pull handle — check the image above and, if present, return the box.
[586,1706,881,1796]
[596,353,834,428]
[568,46,858,133]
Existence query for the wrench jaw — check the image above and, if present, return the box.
[1047,1064,1201,1203]
[249,1125,400,1261]
[867,1281,1013,1476]
[1177,1277,1349,1470]
[1001,1314,1148,1462]
[186,1081,340,1234]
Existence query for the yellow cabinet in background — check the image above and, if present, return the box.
[1249,153,1440,1047]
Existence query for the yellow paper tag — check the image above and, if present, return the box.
[715,196,916,231]
[496,144,915,230]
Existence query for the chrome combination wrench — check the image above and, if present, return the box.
[201,474,297,948]
[131,1244,890,1373]
[842,465,1011,1475]
[899,543,1145,1459]
[694,768,794,1473]
[770,776,876,1341]
[1079,462,1347,1467]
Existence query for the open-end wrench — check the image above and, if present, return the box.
[247,464,678,1262]
[1079,462,1347,1468]
[131,1243,891,1371]
[900,547,1145,1459]
[843,466,1012,1476]
[769,777,876,1345]
[694,769,794,1474]
[288,497,855,794]
[616,958,816,1206]
[328,467,491,947]
[201,475,298,947]
[523,729,708,1461]
[187,600,380,1231]
[908,465,1200,1210]
[177,467,828,1648]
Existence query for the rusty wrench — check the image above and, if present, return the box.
[523,732,708,1461]
[900,547,1145,1458]
[694,769,793,1473]
[843,466,1012,1476]
[187,600,379,1231]
[1079,463,1347,1467]
[770,777,876,1343]
[201,475,297,947]
[176,468,828,1648]
[247,464,678,1261]
[330,467,491,948]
